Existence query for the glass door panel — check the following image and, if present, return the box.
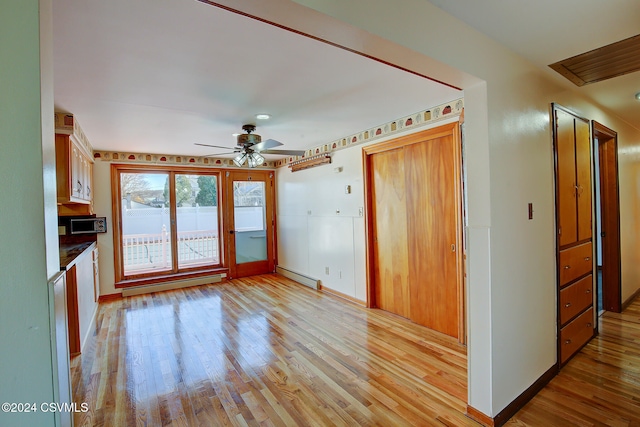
[233,181,267,264]
[226,170,275,279]
[175,174,221,269]
[120,172,172,275]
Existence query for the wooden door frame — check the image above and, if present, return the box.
[592,121,622,313]
[224,169,276,279]
[362,121,466,342]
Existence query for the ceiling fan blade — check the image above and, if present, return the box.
[195,143,235,150]
[252,138,283,152]
[260,149,306,156]
[203,151,239,157]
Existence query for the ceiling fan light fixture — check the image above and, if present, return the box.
[233,152,247,167]
[255,114,270,120]
[247,152,265,168]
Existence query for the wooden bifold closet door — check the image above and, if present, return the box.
[364,122,464,341]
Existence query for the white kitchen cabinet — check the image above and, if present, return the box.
[66,244,99,355]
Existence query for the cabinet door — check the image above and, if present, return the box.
[556,109,578,247]
[85,159,93,202]
[575,119,592,241]
[71,144,82,199]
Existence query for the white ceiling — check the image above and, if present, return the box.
[428,0,640,127]
[53,0,640,160]
[52,0,460,158]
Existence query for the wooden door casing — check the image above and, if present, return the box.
[364,122,464,341]
[593,121,622,312]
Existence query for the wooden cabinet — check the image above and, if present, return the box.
[54,112,94,216]
[553,104,595,366]
[56,134,94,205]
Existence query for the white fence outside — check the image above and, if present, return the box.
[121,205,263,273]
[122,206,219,273]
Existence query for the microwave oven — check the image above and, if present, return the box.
[69,217,107,234]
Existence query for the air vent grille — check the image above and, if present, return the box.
[549,34,640,86]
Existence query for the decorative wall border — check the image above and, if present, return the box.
[92,151,279,169]
[275,98,464,167]
[62,97,463,169]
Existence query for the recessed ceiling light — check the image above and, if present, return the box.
[256,114,270,120]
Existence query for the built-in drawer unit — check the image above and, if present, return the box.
[559,274,593,325]
[559,242,593,286]
[560,307,594,364]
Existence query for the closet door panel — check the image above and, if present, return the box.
[575,119,592,241]
[556,109,578,247]
[371,148,411,318]
[405,135,459,338]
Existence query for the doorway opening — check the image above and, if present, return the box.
[592,121,621,315]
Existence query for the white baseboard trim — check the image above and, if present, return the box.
[276,266,320,290]
[121,273,226,297]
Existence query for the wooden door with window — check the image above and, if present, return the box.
[225,169,276,279]
[363,122,464,341]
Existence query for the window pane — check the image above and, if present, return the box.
[176,174,220,269]
[121,172,172,275]
[233,181,267,264]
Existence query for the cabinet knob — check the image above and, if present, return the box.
[564,265,571,270]
[586,289,591,294]
[564,302,572,308]
[584,257,591,261]
[586,323,592,328]
[565,339,572,345]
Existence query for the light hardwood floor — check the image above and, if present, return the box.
[71,274,473,426]
[72,274,640,426]
[508,299,640,426]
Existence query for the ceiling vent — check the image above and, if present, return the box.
[549,34,640,86]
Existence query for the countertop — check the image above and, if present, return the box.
[59,241,96,271]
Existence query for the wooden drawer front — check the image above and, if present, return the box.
[560,307,594,364]
[559,242,592,286]
[559,275,593,325]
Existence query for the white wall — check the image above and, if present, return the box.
[277,137,367,300]
[0,1,59,425]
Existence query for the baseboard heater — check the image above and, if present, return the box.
[121,273,226,297]
[276,266,320,290]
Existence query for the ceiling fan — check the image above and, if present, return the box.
[195,124,306,168]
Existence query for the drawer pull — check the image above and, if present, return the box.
[565,339,572,345]
[584,257,591,261]
[564,302,572,308]
[586,323,592,328]
[564,265,571,270]
[586,289,591,294]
